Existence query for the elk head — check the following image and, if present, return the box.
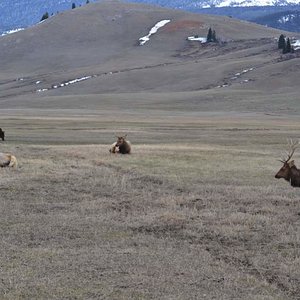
[275,139,299,182]
[115,134,127,147]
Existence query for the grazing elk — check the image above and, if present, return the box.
[109,134,131,154]
[0,152,18,168]
[275,139,300,187]
[0,128,5,141]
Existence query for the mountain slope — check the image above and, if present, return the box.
[0,0,288,76]
[1,0,300,114]
[253,10,300,31]
[2,0,300,35]
[125,0,300,8]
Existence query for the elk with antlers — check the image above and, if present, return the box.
[275,139,300,187]
[109,134,131,154]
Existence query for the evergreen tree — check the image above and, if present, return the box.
[278,34,285,49]
[212,30,217,42]
[282,42,287,54]
[86,0,90,3]
[286,38,292,53]
[40,12,49,22]
[72,3,76,9]
[207,27,212,43]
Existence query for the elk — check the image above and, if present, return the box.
[0,152,18,168]
[275,139,300,187]
[109,134,131,154]
[0,128,4,141]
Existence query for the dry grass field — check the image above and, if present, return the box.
[1,0,300,299]
[1,110,300,299]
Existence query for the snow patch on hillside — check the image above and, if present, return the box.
[36,76,94,93]
[187,36,207,43]
[292,39,300,50]
[201,0,300,7]
[139,20,170,45]
[1,28,25,36]
[278,14,295,24]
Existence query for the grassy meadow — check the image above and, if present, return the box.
[1,111,300,299]
[1,1,300,298]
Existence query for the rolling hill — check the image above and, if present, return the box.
[2,0,300,35]
[0,0,300,114]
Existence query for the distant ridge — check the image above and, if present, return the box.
[126,0,300,31]
[253,9,300,31]
[1,0,300,34]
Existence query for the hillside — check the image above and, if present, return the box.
[2,1,300,36]
[253,10,300,31]
[127,0,300,8]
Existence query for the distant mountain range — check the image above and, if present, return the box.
[128,0,300,32]
[127,0,300,8]
[253,9,300,31]
[1,0,300,34]
[0,0,96,34]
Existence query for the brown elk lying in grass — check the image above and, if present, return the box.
[0,152,18,168]
[275,139,300,187]
[109,134,131,154]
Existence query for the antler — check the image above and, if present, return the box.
[279,139,299,163]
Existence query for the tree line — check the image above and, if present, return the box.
[278,34,294,54]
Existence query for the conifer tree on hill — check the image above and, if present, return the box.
[278,34,285,50]
[206,27,217,43]
[286,37,292,53]
[40,12,49,22]
[207,27,212,43]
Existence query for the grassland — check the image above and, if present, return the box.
[1,110,300,299]
[1,1,300,298]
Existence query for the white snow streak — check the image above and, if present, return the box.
[139,20,170,46]
[187,36,207,43]
[278,14,295,24]
[218,67,255,88]
[1,28,25,36]
[214,0,300,7]
[36,76,95,93]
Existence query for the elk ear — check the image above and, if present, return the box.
[288,160,295,167]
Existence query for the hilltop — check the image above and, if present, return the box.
[0,0,94,34]
[2,0,300,34]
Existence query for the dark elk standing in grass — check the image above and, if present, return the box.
[0,128,5,141]
[109,134,131,154]
[275,139,300,187]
